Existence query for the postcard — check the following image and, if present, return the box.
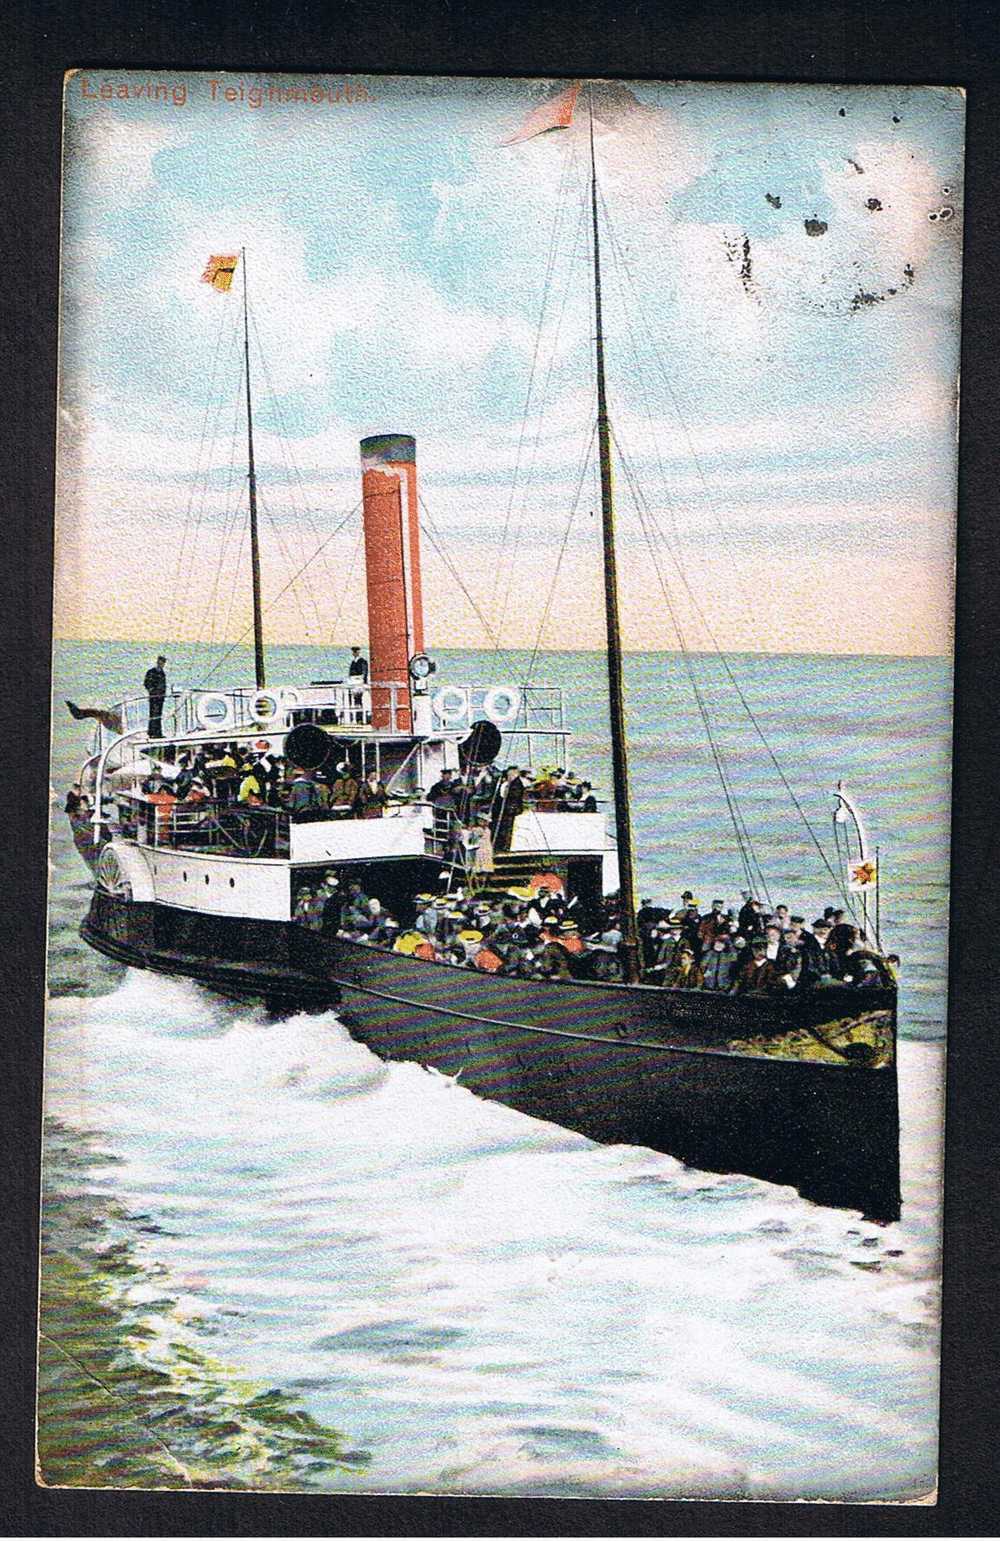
[42,70,962,1500]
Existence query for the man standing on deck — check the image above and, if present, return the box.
[143,655,167,739]
[347,646,369,723]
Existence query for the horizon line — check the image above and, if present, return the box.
[51,634,952,663]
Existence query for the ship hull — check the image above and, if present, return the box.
[82,891,902,1219]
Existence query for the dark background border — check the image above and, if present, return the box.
[5,0,998,1533]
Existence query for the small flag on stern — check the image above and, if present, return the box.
[848,858,878,892]
[501,81,581,145]
[201,253,239,292]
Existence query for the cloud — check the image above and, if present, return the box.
[54,76,964,655]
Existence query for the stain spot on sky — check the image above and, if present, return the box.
[722,232,756,298]
[804,218,828,237]
[892,115,901,124]
[847,158,864,174]
[848,262,915,314]
[739,235,752,290]
[765,192,781,208]
[838,107,846,117]
[866,197,883,212]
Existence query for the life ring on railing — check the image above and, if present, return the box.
[250,691,281,724]
[432,686,469,726]
[484,686,522,727]
[280,688,302,708]
[195,692,233,730]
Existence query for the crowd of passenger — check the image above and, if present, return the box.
[95,742,603,860]
[634,890,899,991]
[293,872,898,991]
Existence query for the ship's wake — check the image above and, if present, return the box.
[40,971,942,1499]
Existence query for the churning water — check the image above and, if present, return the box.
[41,642,950,1499]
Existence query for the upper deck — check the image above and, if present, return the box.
[87,678,568,754]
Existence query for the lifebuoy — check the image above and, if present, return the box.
[280,688,302,708]
[195,692,233,730]
[250,691,281,723]
[484,686,521,726]
[432,686,469,726]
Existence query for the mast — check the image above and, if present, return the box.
[588,92,641,983]
[241,246,266,690]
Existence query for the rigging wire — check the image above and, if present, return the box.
[521,419,598,690]
[596,189,861,921]
[416,493,523,679]
[596,212,772,899]
[195,502,362,688]
[217,497,250,658]
[206,479,248,655]
[598,189,834,809]
[174,314,245,683]
[326,522,365,646]
[205,352,249,655]
[613,425,771,906]
[488,133,579,630]
[493,175,593,650]
[163,298,238,662]
[257,490,320,643]
[247,299,336,627]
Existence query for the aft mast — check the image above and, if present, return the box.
[241,246,266,690]
[587,90,641,983]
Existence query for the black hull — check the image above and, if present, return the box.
[82,892,902,1219]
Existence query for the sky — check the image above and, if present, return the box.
[55,73,964,658]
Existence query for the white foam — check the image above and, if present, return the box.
[41,976,942,1500]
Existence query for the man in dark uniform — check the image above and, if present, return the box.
[493,766,526,853]
[143,655,167,738]
[348,646,368,723]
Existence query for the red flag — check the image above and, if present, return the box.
[502,82,581,146]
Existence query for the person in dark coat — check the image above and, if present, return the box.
[842,941,895,987]
[143,655,167,738]
[427,768,458,812]
[173,752,195,801]
[827,910,856,964]
[637,899,669,970]
[357,771,389,818]
[734,938,783,994]
[737,896,765,940]
[808,918,843,980]
[577,781,598,813]
[697,899,727,951]
[679,903,704,958]
[663,942,704,990]
[348,647,368,722]
[493,767,525,853]
[314,874,343,938]
[701,929,740,991]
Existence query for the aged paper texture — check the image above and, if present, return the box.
[42,71,962,1500]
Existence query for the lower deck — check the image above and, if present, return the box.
[82,889,901,1219]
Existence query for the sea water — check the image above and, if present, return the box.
[41,641,950,1499]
